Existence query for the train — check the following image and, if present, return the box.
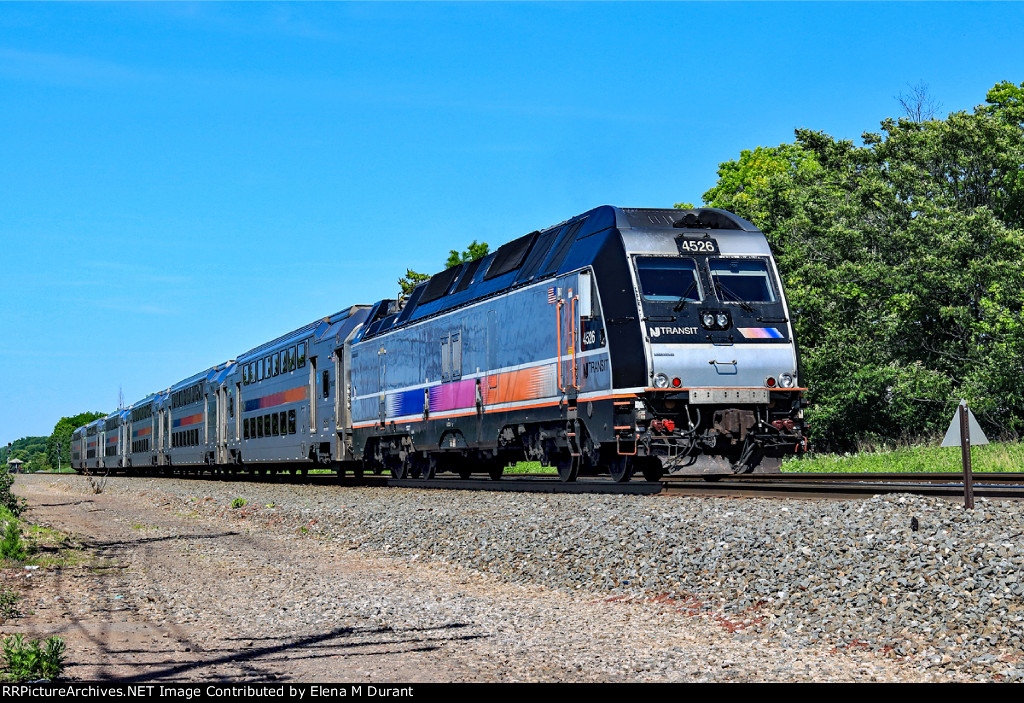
[70,206,807,482]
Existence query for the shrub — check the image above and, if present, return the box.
[230,498,247,509]
[1,634,66,682]
[0,469,25,517]
[0,586,21,620]
[0,521,26,561]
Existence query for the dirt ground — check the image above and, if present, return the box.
[3,476,506,682]
[0,474,959,683]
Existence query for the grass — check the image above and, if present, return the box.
[782,439,1024,474]
[0,506,89,569]
[505,461,555,475]
[0,586,21,621]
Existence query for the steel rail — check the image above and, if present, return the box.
[60,467,1024,500]
[667,472,1024,484]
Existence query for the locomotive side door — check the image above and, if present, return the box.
[554,274,580,395]
[487,310,498,392]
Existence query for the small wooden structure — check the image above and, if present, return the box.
[5,458,23,473]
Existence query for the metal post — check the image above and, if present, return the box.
[960,402,974,510]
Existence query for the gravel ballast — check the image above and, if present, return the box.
[25,475,1024,681]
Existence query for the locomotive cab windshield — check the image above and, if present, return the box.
[633,253,785,329]
[636,257,703,303]
[708,258,777,304]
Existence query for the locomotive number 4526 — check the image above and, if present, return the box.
[676,237,719,254]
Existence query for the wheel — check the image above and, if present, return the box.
[609,455,634,483]
[488,462,505,481]
[555,452,579,483]
[441,454,472,479]
[419,458,436,480]
[388,455,408,480]
[639,457,664,482]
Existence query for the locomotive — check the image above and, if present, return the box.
[71,206,807,482]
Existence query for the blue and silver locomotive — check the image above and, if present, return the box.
[71,206,806,481]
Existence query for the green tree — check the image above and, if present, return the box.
[398,241,490,300]
[981,79,1024,127]
[1,437,48,472]
[696,82,1024,450]
[445,240,489,268]
[398,269,431,299]
[46,412,106,472]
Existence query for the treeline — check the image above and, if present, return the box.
[1,436,49,472]
[691,81,1024,451]
[2,412,106,473]
[47,412,107,470]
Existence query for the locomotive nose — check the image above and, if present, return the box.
[650,343,797,390]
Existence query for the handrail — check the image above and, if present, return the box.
[569,295,578,390]
[556,299,564,392]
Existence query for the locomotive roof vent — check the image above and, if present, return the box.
[672,209,742,230]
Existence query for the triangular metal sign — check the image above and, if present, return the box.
[941,400,989,447]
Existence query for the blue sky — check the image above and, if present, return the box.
[2,2,1023,442]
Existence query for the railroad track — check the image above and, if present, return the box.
[59,469,1024,500]
[394,471,1024,499]
[660,472,1024,500]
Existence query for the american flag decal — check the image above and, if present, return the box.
[547,287,557,304]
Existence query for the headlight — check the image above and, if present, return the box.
[701,312,715,328]
[779,373,795,388]
[653,373,670,389]
[715,312,730,329]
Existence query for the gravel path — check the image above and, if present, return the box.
[9,473,1017,681]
